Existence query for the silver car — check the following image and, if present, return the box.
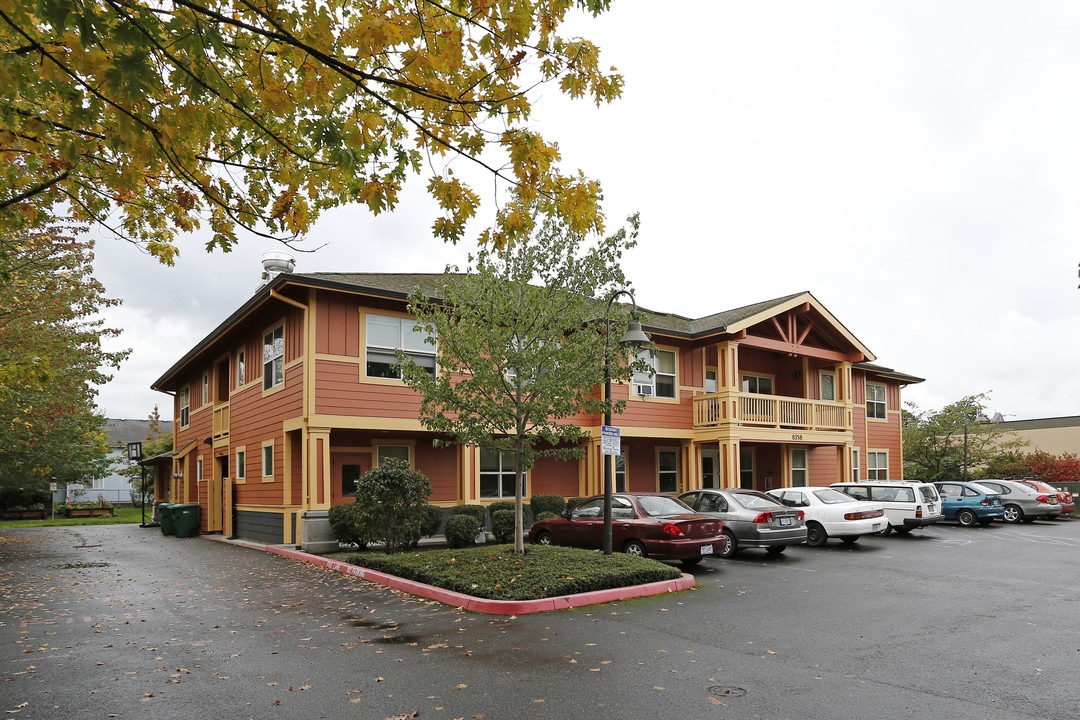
[972,479,1063,523]
[677,488,807,557]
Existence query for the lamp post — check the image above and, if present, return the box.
[602,289,651,556]
[127,442,147,527]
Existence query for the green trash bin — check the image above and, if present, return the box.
[159,504,177,536]
[172,503,201,538]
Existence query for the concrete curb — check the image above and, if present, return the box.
[262,544,697,615]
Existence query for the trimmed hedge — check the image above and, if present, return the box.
[419,504,443,537]
[487,500,516,522]
[529,494,565,520]
[444,514,480,548]
[490,508,516,543]
[450,504,486,527]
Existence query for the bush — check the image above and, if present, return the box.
[567,496,586,512]
[418,504,444,537]
[487,500,515,522]
[444,514,480,548]
[328,502,374,548]
[529,494,565,520]
[533,510,557,522]
[450,504,486,528]
[490,509,516,543]
[353,458,433,554]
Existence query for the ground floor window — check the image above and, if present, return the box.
[480,448,522,498]
[852,448,860,481]
[376,444,410,465]
[615,451,627,493]
[739,447,754,489]
[791,449,807,487]
[658,449,679,493]
[868,450,888,479]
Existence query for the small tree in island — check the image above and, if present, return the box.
[399,210,648,554]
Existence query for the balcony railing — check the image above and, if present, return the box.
[693,391,849,432]
[213,403,230,439]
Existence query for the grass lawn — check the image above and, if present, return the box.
[0,507,146,528]
[328,544,685,601]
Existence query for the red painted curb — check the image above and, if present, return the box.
[264,545,696,615]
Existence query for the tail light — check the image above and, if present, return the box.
[915,506,923,518]
[1035,495,1051,504]
[662,523,683,536]
[980,498,990,506]
[751,512,773,524]
[845,508,884,520]
[797,510,805,520]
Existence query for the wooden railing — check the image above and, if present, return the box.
[213,403,230,439]
[694,391,849,432]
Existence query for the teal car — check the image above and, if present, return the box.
[932,481,1004,526]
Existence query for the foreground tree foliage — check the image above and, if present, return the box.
[400,210,644,553]
[902,393,1027,481]
[0,220,128,505]
[0,0,622,261]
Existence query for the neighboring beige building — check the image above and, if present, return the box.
[997,415,1080,456]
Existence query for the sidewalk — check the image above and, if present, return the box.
[205,534,696,615]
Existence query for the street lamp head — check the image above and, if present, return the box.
[620,319,651,348]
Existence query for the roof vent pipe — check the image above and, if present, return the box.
[261,251,296,285]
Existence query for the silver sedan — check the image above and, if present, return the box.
[677,488,807,557]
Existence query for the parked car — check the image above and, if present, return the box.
[766,487,885,547]
[932,481,1004,526]
[527,493,726,565]
[830,481,942,535]
[972,479,1063,523]
[677,488,807,557]
[1013,479,1075,517]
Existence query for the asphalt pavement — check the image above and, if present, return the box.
[2,520,1079,719]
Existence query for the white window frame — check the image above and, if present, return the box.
[868,450,888,480]
[633,347,677,399]
[867,382,887,420]
[705,368,718,393]
[263,324,285,391]
[365,313,436,379]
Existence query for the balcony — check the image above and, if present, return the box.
[693,391,850,432]
[213,402,230,439]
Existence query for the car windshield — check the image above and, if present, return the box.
[812,488,856,504]
[637,495,693,517]
[731,492,780,510]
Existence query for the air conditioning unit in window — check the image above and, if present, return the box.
[635,384,653,396]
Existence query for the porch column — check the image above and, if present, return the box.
[304,426,332,510]
[838,443,853,483]
[719,440,739,489]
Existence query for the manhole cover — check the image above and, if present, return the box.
[709,686,747,698]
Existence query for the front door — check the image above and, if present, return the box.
[739,447,755,489]
[701,449,720,489]
[333,453,370,504]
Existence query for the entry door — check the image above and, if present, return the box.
[739,447,755,489]
[701,449,720,489]
[207,455,228,533]
[333,454,370,503]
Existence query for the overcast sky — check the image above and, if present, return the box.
[92,1,1080,423]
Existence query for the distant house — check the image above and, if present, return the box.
[68,419,174,505]
[152,260,923,549]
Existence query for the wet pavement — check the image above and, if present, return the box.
[2,521,1080,719]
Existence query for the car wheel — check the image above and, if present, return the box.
[682,556,703,567]
[956,509,977,527]
[840,536,859,545]
[1003,504,1023,523]
[718,530,738,558]
[765,545,786,555]
[622,539,647,557]
[534,530,555,546]
[877,524,894,536]
[805,522,827,547]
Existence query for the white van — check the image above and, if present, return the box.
[830,481,942,535]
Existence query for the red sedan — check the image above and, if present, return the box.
[527,493,726,566]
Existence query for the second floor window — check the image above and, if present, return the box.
[867,383,886,419]
[742,374,774,395]
[366,313,436,379]
[633,348,676,398]
[179,388,190,427]
[236,349,245,387]
[263,325,284,390]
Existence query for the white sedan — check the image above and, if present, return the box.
[767,487,885,547]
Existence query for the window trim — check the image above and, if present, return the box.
[866,382,887,420]
[633,347,678,399]
[236,348,246,388]
[852,448,861,481]
[263,322,285,392]
[790,448,807,487]
[235,447,247,483]
[479,447,525,499]
[820,370,837,402]
[364,312,437,381]
[179,387,190,428]
[657,447,680,493]
[261,440,275,482]
[741,373,775,395]
[867,450,888,480]
[201,371,209,406]
[374,442,412,466]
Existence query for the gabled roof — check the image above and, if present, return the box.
[152,275,894,390]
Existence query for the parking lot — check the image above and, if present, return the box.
[2,518,1079,719]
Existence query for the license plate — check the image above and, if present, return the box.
[929,504,935,512]
[701,544,713,555]
[779,516,793,526]
[872,523,882,532]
